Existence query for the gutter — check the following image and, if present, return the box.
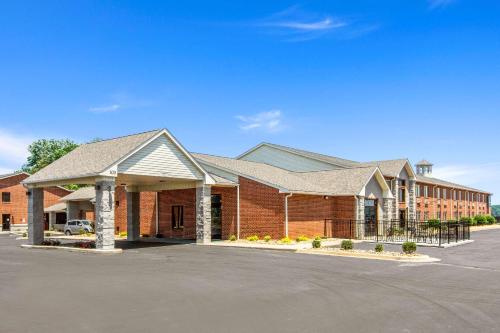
[236,184,240,240]
[285,193,293,237]
[155,192,159,235]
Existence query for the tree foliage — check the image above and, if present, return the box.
[21,139,79,174]
[492,205,500,217]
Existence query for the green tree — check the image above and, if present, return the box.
[21,139,79,174]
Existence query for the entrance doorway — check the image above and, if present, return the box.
[211,194,222,240]
[2,214,11,231]
[364,199,378,237]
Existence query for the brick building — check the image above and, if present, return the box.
[0,172,71,232]
[21,129,492,251]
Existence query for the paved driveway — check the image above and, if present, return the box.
[1,230,499,333]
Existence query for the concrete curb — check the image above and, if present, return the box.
[296,249,441,263]
[21,244,123,254]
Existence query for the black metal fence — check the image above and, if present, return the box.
[323,219,470,246]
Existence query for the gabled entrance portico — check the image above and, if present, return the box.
[22,129,215,251]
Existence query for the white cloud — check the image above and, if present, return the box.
[428,0,455,9]
[0,129,32,172]
[254,6,376,42]
[88,104,121,113]
[236,110,285,133]
[264,17,346,32]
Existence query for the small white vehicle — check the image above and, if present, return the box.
[64,220,93,235]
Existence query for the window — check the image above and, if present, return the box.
[443,189,447,199]
[1,192,10,203]
[453,190,456,200]
[459,191,462,201]
[436,188,441,200]
[399,188,406,202]
[171,205,184,229]
[424,212,429,221]
[416,185,421,197]
[424,186,429,198]
[416,211,421,221]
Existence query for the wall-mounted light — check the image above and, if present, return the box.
[323,196,329,200]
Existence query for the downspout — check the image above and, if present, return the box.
[285,193,293,238]
[236,184,240,240]
[155,192,159,236]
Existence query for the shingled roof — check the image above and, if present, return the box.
[23,130,162,185]
[360,159,414,178]
[416,175,490,193]
[194,153,384,196]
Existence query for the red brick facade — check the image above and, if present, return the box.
[111,177,357,240]
[415,181,491,221]
[0,173,71,228]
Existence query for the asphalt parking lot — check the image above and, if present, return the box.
[1,230,499,333]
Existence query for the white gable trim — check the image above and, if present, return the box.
[101,129,215,185]
[360,167,393,199]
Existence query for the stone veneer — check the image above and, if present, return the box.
[95,178,115,250]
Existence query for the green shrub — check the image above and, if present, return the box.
[374,243,384,253]
[341,240,353,250]
[314,236,322,241]
[295,235,309,242]
[118,231,127,238]
[246,235,259,242]
[78,229,86,235]
[473,215,487,225]
[229,235,237,241]
[402,241,417,254]
[263,235,272,242]
[427,219,441,229]
[460,216,473,224]
[280,237,292,244]
[312,239,321,248]
[485,215,496,225]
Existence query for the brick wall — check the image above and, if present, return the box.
[238,177,285,239]
[0,173,71,226]
[415,182,490,220]
[114,186,157,235]
[157,188,196,239]
[288,195,356,239]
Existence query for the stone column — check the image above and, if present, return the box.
[356,196,365,238]
[408,179,416,221]
[392,178,399,221]
[383,197,394,222]
[67,201,80,220]
[196,184,211,244]
[95,177,115,250]
[127,191,140,241]
[28,187,44,245]
[48,212,56,230]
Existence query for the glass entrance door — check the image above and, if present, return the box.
[364,199,377,237]
[211,194,222,240]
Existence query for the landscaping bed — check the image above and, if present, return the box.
[297,247,439,262]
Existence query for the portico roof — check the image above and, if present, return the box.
[23,129,215,187]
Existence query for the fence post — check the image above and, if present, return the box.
[447,222,450,244]
[439,223,442,247]
[350,220,352,239]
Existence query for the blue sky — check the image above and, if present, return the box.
[0,1,499,202]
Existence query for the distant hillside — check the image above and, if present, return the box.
[493,205,500,217]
